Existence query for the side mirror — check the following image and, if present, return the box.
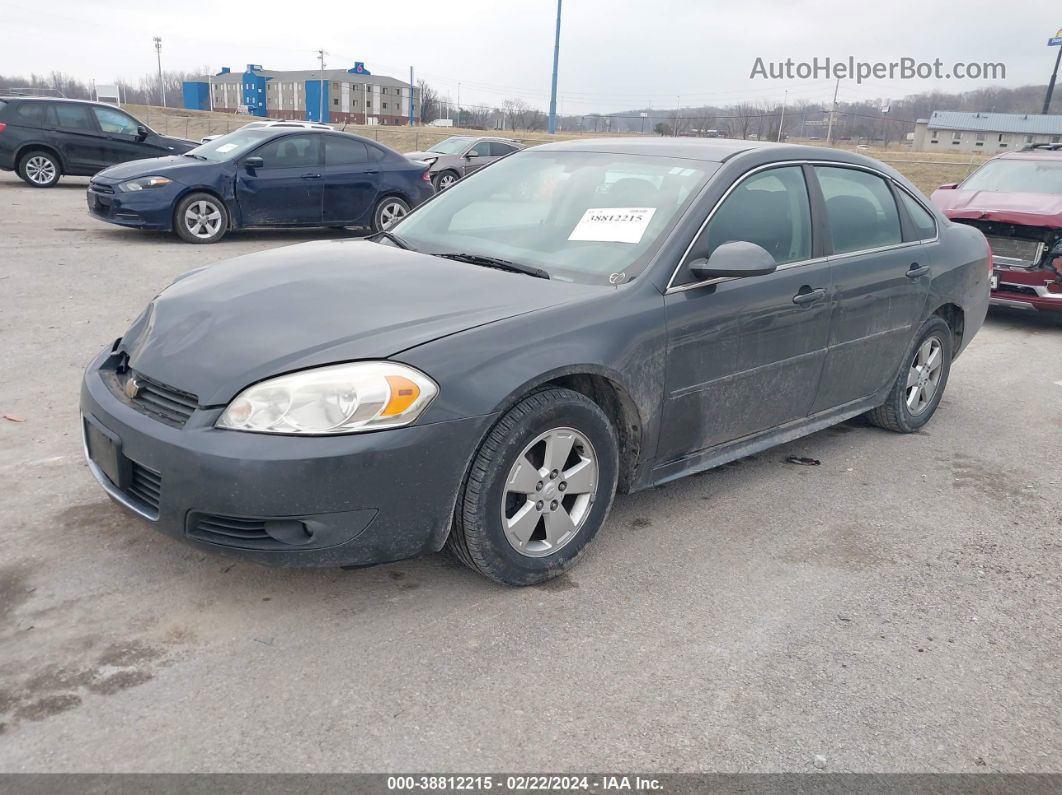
[937,182,958,191]
[465,150,479,158]
[136,125,149,142]
[688,241,777,281]
[243,156,264,171]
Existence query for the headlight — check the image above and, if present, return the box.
[216,362,438,435]
[119,176,172,192]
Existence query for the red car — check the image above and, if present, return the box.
[931,144,1062,313]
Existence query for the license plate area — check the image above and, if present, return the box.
[990,273,999,290]
[84,416,130,489]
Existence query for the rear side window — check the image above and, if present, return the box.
[254,135,321,168]
[489,142,517,156]
[93,107,139,136]
[898,190,937,239]
[14,102,45,126]
[815,166,902,254]
[324,136,368,165]
[367,145,386,162]
[49,103,95,132]
[702,165,813,266]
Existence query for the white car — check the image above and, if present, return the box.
[201,120,334,144]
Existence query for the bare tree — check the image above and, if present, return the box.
[416,79,440,123]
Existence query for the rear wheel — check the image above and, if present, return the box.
[865,316,953,433]
[371,196,410,232]
[447,388,619,586]
[174,193,229,244]
[18,150,61,188]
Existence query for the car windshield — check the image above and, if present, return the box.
[428,136,474,155]
[961,158,1062,195]
[390,150,716,284]
[185,129,276,162]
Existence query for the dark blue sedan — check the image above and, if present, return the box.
[86,128,433,243]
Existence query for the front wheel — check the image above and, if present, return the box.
[447,388,620,586]
[432,170,459,191]
[865,316,953,433]
[174,193,229,244]
[371,196,410,232]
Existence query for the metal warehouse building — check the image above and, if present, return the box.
[912,110,1062,153]
[182,63,415,125]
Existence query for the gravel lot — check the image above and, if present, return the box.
[1,169,1060,773]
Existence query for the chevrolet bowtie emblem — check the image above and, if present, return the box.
[124,377,141,399]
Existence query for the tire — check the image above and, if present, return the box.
[432,170,459,191]
[447,387,620,586]
[865,316,953,433]
[18,150,61,188]
[174,193,229,244]
[371,196,410,232]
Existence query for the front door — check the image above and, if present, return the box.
[91,106,160,166]
[321,135,379,225]
[461,140,494,177]
[659,164,832,463]
[235,134,323,226]
[44,102,105,174]
[809,165,934,411]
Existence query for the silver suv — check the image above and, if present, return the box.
[405,136,523,190]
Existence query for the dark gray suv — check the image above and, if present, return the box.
[405,135,523,190]
[0,97,196,187]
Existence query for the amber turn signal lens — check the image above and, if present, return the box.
[381,375,421,416]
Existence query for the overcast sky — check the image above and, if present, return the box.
[3,0,1060,114]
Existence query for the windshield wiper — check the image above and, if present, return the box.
[434,253,550,280]
[372,230,416,251]
[183,153,208,160]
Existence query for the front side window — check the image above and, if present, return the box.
[391,151,714,285]
[254,134,321,169]
[49,103,95,131]
[469,141,492,157]
[815,166,902,254]
[699,166,813,270]
[93,107,139,136]
[960,158,1062,196]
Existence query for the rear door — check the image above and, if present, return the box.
[659,164,832,462]
[809,165,933,411]
[44,102,105,173]
[321,135,378,225]
[235,134,323,226]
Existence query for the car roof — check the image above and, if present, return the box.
[994,149,1062,162]
[6,96,111,107]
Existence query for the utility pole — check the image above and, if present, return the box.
[153,37,165,107]
[316,49,326,123]
[826,76,840,144]
[777,89,788,142]
[409,66,415,126]
[1044,34,1062,114]
[547,0,562,134]
[457,81,461,123]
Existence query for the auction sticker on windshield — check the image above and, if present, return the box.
[568,207,657,243]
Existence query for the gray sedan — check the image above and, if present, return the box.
[405,135,523,190]
[80,138,989,586]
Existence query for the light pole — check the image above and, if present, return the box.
[153,36,165,107]
[777,89,787,142]
[547,0,562,134]
[316,49,326,123]
[1044,29,1062,114]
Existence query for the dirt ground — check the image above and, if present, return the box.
[0,163,1059,773]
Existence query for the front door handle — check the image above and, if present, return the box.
[792,287,826,305]
[906,263,930,278]
[301,173,322,180]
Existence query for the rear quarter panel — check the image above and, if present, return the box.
[929,219,991,356]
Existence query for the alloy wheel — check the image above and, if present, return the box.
[184,200,222,239]
[906,336,943,415]
[437,173,456,190]
[378,201,407,229]
[26,156,57,185]
[501,427,598,558]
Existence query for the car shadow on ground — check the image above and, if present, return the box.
[984,306,1062,331]
[0,178,91,191]
[85,226,373,246]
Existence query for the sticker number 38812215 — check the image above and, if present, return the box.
[568,207,657,244]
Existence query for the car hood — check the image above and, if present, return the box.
[94,155,220,183]
[121,239,599,406]
[931,188,1062,227]
[405,150,444,162]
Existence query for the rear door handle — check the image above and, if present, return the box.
[792,287,826,305]
[301,173,322,179]
[906,263,930,278]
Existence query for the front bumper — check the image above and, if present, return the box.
[86,181,178,231]
[80,349,493,567]
[991,267,1062,312]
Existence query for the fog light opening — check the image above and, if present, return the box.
[263,519,313,546]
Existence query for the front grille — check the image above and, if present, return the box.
[129,373,198,427]
[127,462,162,511]
[89,181,115,194]
[987,235,1044,267]
[190,514,270,544]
